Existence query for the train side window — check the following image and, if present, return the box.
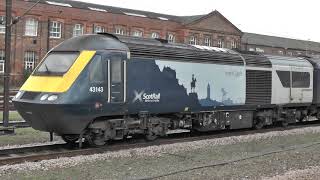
[89,55,104,83]
[292,72,310,88]
[111,57,122,83]
[276,70,290,88]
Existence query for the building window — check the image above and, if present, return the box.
[49,21,62,38]
[151,32,160,38]
[167,33,175,43]
[204,36,211,46]
[0,50,4,73]
[25,18,38,36]
[24,51,36,71]
[256,47,265,53]
[0,16,5,34]
[73,24,84,37]
[115,27,125,35]
[217,39,224,48]
[231,40,237,49]
[132,30,143,37]
[94,25,105,33]
[189,36,197,45]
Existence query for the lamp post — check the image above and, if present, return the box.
[2,0,12,128]
[2,0,41,128]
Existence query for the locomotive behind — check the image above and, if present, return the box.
[12,33,320,146]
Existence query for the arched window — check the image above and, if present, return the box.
[132,30,143,37]
[151,32,160,38]
[73,24,84,37]
[167,33,175,43]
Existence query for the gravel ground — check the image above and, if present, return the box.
[1,126,320,179]
[264,166,320,180]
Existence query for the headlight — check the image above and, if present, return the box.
[40,94,49,101]
[48,95,58,101]
[15,91,22,99]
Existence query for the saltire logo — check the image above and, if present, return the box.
[133,90,161,103]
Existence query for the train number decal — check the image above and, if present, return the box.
[89,87,104,93]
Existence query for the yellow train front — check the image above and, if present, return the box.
[12,34,130,142]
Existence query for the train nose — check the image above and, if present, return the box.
[12,101,92,135]
[13,101,59,132]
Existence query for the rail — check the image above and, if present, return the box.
[0,122,319,166]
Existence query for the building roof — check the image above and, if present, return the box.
[242,33,320,52]
[24,0,208,24]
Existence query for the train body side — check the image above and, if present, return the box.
[126,58,246,114]
[268,55,313,105]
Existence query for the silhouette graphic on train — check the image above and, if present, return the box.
[191,74,197,93]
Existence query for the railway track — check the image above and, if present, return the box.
[0,122,319,167]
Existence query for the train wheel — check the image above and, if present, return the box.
[253,118,264,130]
[145,131,158,141]
[61,135,79,144]
[85,134,106,147]
[281,120,289,127]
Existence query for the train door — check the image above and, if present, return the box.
[106,52,127,103]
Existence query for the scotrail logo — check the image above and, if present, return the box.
[133,90,161,103]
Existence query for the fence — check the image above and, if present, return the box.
[0,90,18,111]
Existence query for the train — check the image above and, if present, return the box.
[12,33,320,146]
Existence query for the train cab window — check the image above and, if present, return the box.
[276,70,290,88]
[292,72,310,88]
[34,52,79,76]
[89,55,104,83]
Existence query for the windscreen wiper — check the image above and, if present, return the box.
[44,63,51,74]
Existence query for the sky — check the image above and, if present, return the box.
[75,0,320,42]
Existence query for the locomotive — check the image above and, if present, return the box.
[12,33,320,146]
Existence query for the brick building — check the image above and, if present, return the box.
[0,0,242,83]
[0,0,319,84]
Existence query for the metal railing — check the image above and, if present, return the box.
[0,90,18,111]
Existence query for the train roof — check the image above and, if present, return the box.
[50,33,312,69]
[266,55,313,68]
[52,34,129,52]
[306,56,320,69]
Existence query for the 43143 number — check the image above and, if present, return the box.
[89,87,104,93]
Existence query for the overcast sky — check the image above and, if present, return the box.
[75,0,320,42]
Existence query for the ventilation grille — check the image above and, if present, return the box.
[242,54,271,68]
[21,92,40,100]
[128,44,244,66]
[246,70,272,105]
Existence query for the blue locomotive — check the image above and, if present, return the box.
[12,33,320,146]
